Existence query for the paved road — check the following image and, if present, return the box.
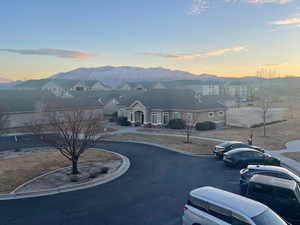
[0,141,240,225]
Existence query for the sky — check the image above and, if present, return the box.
[1,0,300,80]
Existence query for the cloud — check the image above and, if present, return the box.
[141,46,245,59]
[271,17,300,25]
[189,0,209,15]
[0,48,94,59]
[246,0,291,4]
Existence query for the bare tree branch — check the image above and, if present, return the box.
[28,108,103,174]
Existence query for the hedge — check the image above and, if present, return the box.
[195,121,216,131]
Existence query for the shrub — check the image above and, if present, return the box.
[167,119,186,129]
[195,121,216,131]
[117,117,131,126]
[89,167,100,178]
[100,167,109,174]
[109,112,118,122]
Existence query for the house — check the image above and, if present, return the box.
[117,81,167,91]
[118,89,226,127]
[15,79,112,95]
[0,89,104,128]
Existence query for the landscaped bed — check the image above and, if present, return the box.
[0,148,121,193]
[104,133,220,154]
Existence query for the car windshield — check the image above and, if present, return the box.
[219,142,232,147]
[252,210,287,225]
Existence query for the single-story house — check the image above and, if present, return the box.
[117,89,227,127]
[0,90,104,128]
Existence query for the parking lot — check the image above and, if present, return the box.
[0,140,240,225]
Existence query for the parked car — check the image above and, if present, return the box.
[240,165,300,195]
[213,141,265,158]
[223,148,280,168]
[182,186,289,225]
[245,174,300,224]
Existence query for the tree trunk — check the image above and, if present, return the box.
[263,111,266,137]
[72,159,79,175]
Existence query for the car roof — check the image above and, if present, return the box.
[247,165,300,182]
[190,186,268,218]
[249,174,297,190]
[225,148,261,155]
[248,165,289,173]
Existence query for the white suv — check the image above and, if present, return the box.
[182,186,289,225]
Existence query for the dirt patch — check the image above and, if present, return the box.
[282,152,300,163]
[104,133,220,154]
[0,148,120,193]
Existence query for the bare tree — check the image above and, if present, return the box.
[0,109,9,135]
[30,108,103,174]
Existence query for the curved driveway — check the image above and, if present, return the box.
[0,141,240,225]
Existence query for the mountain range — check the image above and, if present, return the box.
[50,66,217,87]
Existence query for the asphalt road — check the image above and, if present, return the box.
[0,141,240,225]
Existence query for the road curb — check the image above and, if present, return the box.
[0,149,130,200]
[105,140,214,158]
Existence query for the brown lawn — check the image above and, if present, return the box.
[138,104,300,150]
[282,152,300,163]
[104,133,220,155]
[0,148,120,193]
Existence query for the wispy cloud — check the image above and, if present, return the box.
[0,48,94,59]
[189,0,209,15]
[141,46,246,59]
[189,0,291,15]
[271,17,300,25]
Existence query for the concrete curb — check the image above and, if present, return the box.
[105,140,215,158]
[0,150,130,200]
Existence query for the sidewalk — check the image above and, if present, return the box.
[105,126,300,175]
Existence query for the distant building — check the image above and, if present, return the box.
[0,89,104,128]
[118,89,226,127]
[14,79,112,97]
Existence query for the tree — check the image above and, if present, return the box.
[257,69,275,137]
[0,110,9,135]
[30,108,103,175]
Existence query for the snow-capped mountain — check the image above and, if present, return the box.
[50,66,217,87]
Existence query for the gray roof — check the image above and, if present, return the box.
[121,89,225,110]
[0,90,102,113]
[14,79,111,89]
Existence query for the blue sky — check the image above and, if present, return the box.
[1,0,300,80]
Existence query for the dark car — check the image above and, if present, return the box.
[246,174,300,224]
[223,148,280,168]
[240,165,300,195]
[213,141,265,158]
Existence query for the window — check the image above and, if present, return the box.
[187,196,208,212]
[218,111,224,116]
[207,204,231,223]
[151,112,161,124]
[173,112,181,119]
[208,112,215,118]
[163,112,169,124]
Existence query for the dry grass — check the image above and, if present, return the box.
[104,133,219,155]
[282,152,300,163]
[0,148,120,193]
[138,104,300,150]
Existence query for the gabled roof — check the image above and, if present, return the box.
[120,89,225,110]
[0,90,103,113]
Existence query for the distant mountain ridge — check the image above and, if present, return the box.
[50,66,217,87]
